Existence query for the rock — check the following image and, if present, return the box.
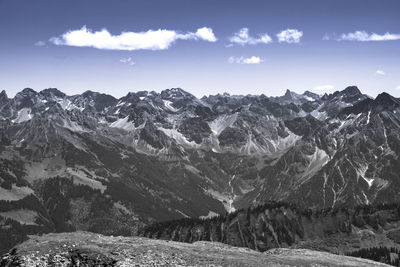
[0,232,389,267]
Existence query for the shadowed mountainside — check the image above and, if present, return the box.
[141,201,400,261]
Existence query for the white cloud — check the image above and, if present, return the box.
[375,70,385,75]
[120,57,135,66]
[34,41,45,46]
[49,26,217,51]
[276,29,303,43]
[314,85,334,91]
[229,28,272,45]
[396,85,400,90]
[195,27,217,42]
[228,56,262,64]
[339,31,400,41]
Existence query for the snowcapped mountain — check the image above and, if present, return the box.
[1,85,400,252]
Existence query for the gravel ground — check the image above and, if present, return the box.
[0,231,390,267]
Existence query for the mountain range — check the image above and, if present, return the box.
[1,85,400,254]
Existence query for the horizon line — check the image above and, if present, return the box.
[0,85,381,100]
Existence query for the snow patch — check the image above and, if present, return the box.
[110,116,136,131]
[116,101,125,107]
[208,113,238,135]
[158,127,199,147]
[310,110,327,120]
[267,130,301,154]
[57,99,84,111]
[199,211,219,219]
[57,99,71,110]
[12,108,32,123]
[163,100,178,112]
[302,147,330,181]
[366,111,371,124]
[357,164,374,188]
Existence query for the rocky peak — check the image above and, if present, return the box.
[0,90,8,98]
[81,90,99,98]
[374,92,399,107]
[281,89,301,101]
[40,88,66,99]
[284,89,293,97]
[74,90,117,111]
[136,91,150,97]
[0,90,8,102]
[342,86,362,96]
[160,88,194,100]
[272,89,314,105]
[321,93,329,101]
[14,88,39,109]
[15,88,37,98]
[120,92,141,103]
[303,91,320,101]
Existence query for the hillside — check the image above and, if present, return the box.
[0,231,390,267]
[141,201,400,264]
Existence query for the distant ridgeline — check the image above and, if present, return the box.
[140,201,400,263]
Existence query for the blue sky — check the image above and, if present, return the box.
[0,0,399,98]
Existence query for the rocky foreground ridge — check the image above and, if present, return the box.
[0,231,389,267]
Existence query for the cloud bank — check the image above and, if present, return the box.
[228,56,262,64]
[375,70,385,75]
[229,28,272,45]
[338,31,400,41]
[50,26,217,50]
[276,29,303,43]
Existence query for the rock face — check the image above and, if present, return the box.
[1,86,400,253]
[0,231,389,267]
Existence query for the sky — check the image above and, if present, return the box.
[0,0,399,98]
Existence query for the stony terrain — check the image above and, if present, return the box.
[0,231,390,266]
